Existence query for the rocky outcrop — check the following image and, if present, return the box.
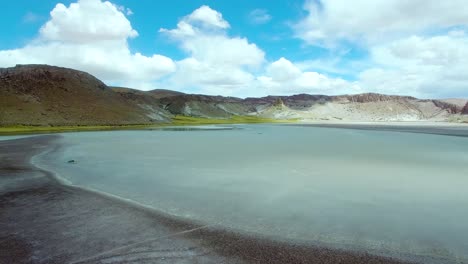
[339,93,416,103]
[0,65,170,126]
[244,94,331,110]
[273,98,285,108]
[462,102,468,115]
[159,94,249,118]
[149,89,185,99]
[430,100,460,114]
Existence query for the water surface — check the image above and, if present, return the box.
[35,125,468,263]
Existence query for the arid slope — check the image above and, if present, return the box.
[0,65,170,126]
[1,64,467,126]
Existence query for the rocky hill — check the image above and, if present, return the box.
[1,64,467,126]
[463,102,468,115]
[242,93,465,122]
[158,94,253,118]
[0,65,170,126]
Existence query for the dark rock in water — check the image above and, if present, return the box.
[67,160,76,164]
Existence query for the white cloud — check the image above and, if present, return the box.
[358,32,468,98]
[117,5,133,16]
[40,0,138,43]
[0,0,175,88]
[187,5,230,29]
[295,0,468,45]
[266,57,301,81]
[258,58,361,95]
[179,35,265,67]
[160,5,265,95]
[248,9,272,25]
[172,58,257,96]
[371,32,468,68]
[6,0,466,99]
[292,0,468,98]
[295,57,366,76]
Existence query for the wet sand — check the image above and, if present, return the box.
[0,135,412,264]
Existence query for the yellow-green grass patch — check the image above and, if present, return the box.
[0,116,298,135]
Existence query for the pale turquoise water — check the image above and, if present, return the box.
[35,125,468,263]
[0,135,32,141]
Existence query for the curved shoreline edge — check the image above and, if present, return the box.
[0,135,433,264]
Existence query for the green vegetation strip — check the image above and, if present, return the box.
[171,115,296,125]
[0,124,158,135]
[0,116,298,135]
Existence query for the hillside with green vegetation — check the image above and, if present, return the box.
[0,65,170,126]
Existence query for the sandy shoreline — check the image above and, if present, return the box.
[1,135,417,264]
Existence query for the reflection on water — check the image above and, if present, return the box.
[35,125,468,263]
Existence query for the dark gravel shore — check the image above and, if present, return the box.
[0,135,411,264]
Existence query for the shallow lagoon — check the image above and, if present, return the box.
[35,124,468,263]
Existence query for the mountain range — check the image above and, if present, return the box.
[1,64,467,126]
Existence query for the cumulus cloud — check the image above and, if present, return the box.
[0,0,175,88]
[295,0,468,45]
[5,0,465,98]
[258,57,361,95]
[40,0,138,43]
[186,5,230,29]
[248,9,272,25]
[116,5,133,16]
[359,31,468,98]
[160,5,265,95]
[292,0,468,98]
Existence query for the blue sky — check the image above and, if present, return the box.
[1,0,467,98]
[1,1,306,58]
[1,0,337,65]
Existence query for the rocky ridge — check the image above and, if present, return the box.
[1,64,467,126]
